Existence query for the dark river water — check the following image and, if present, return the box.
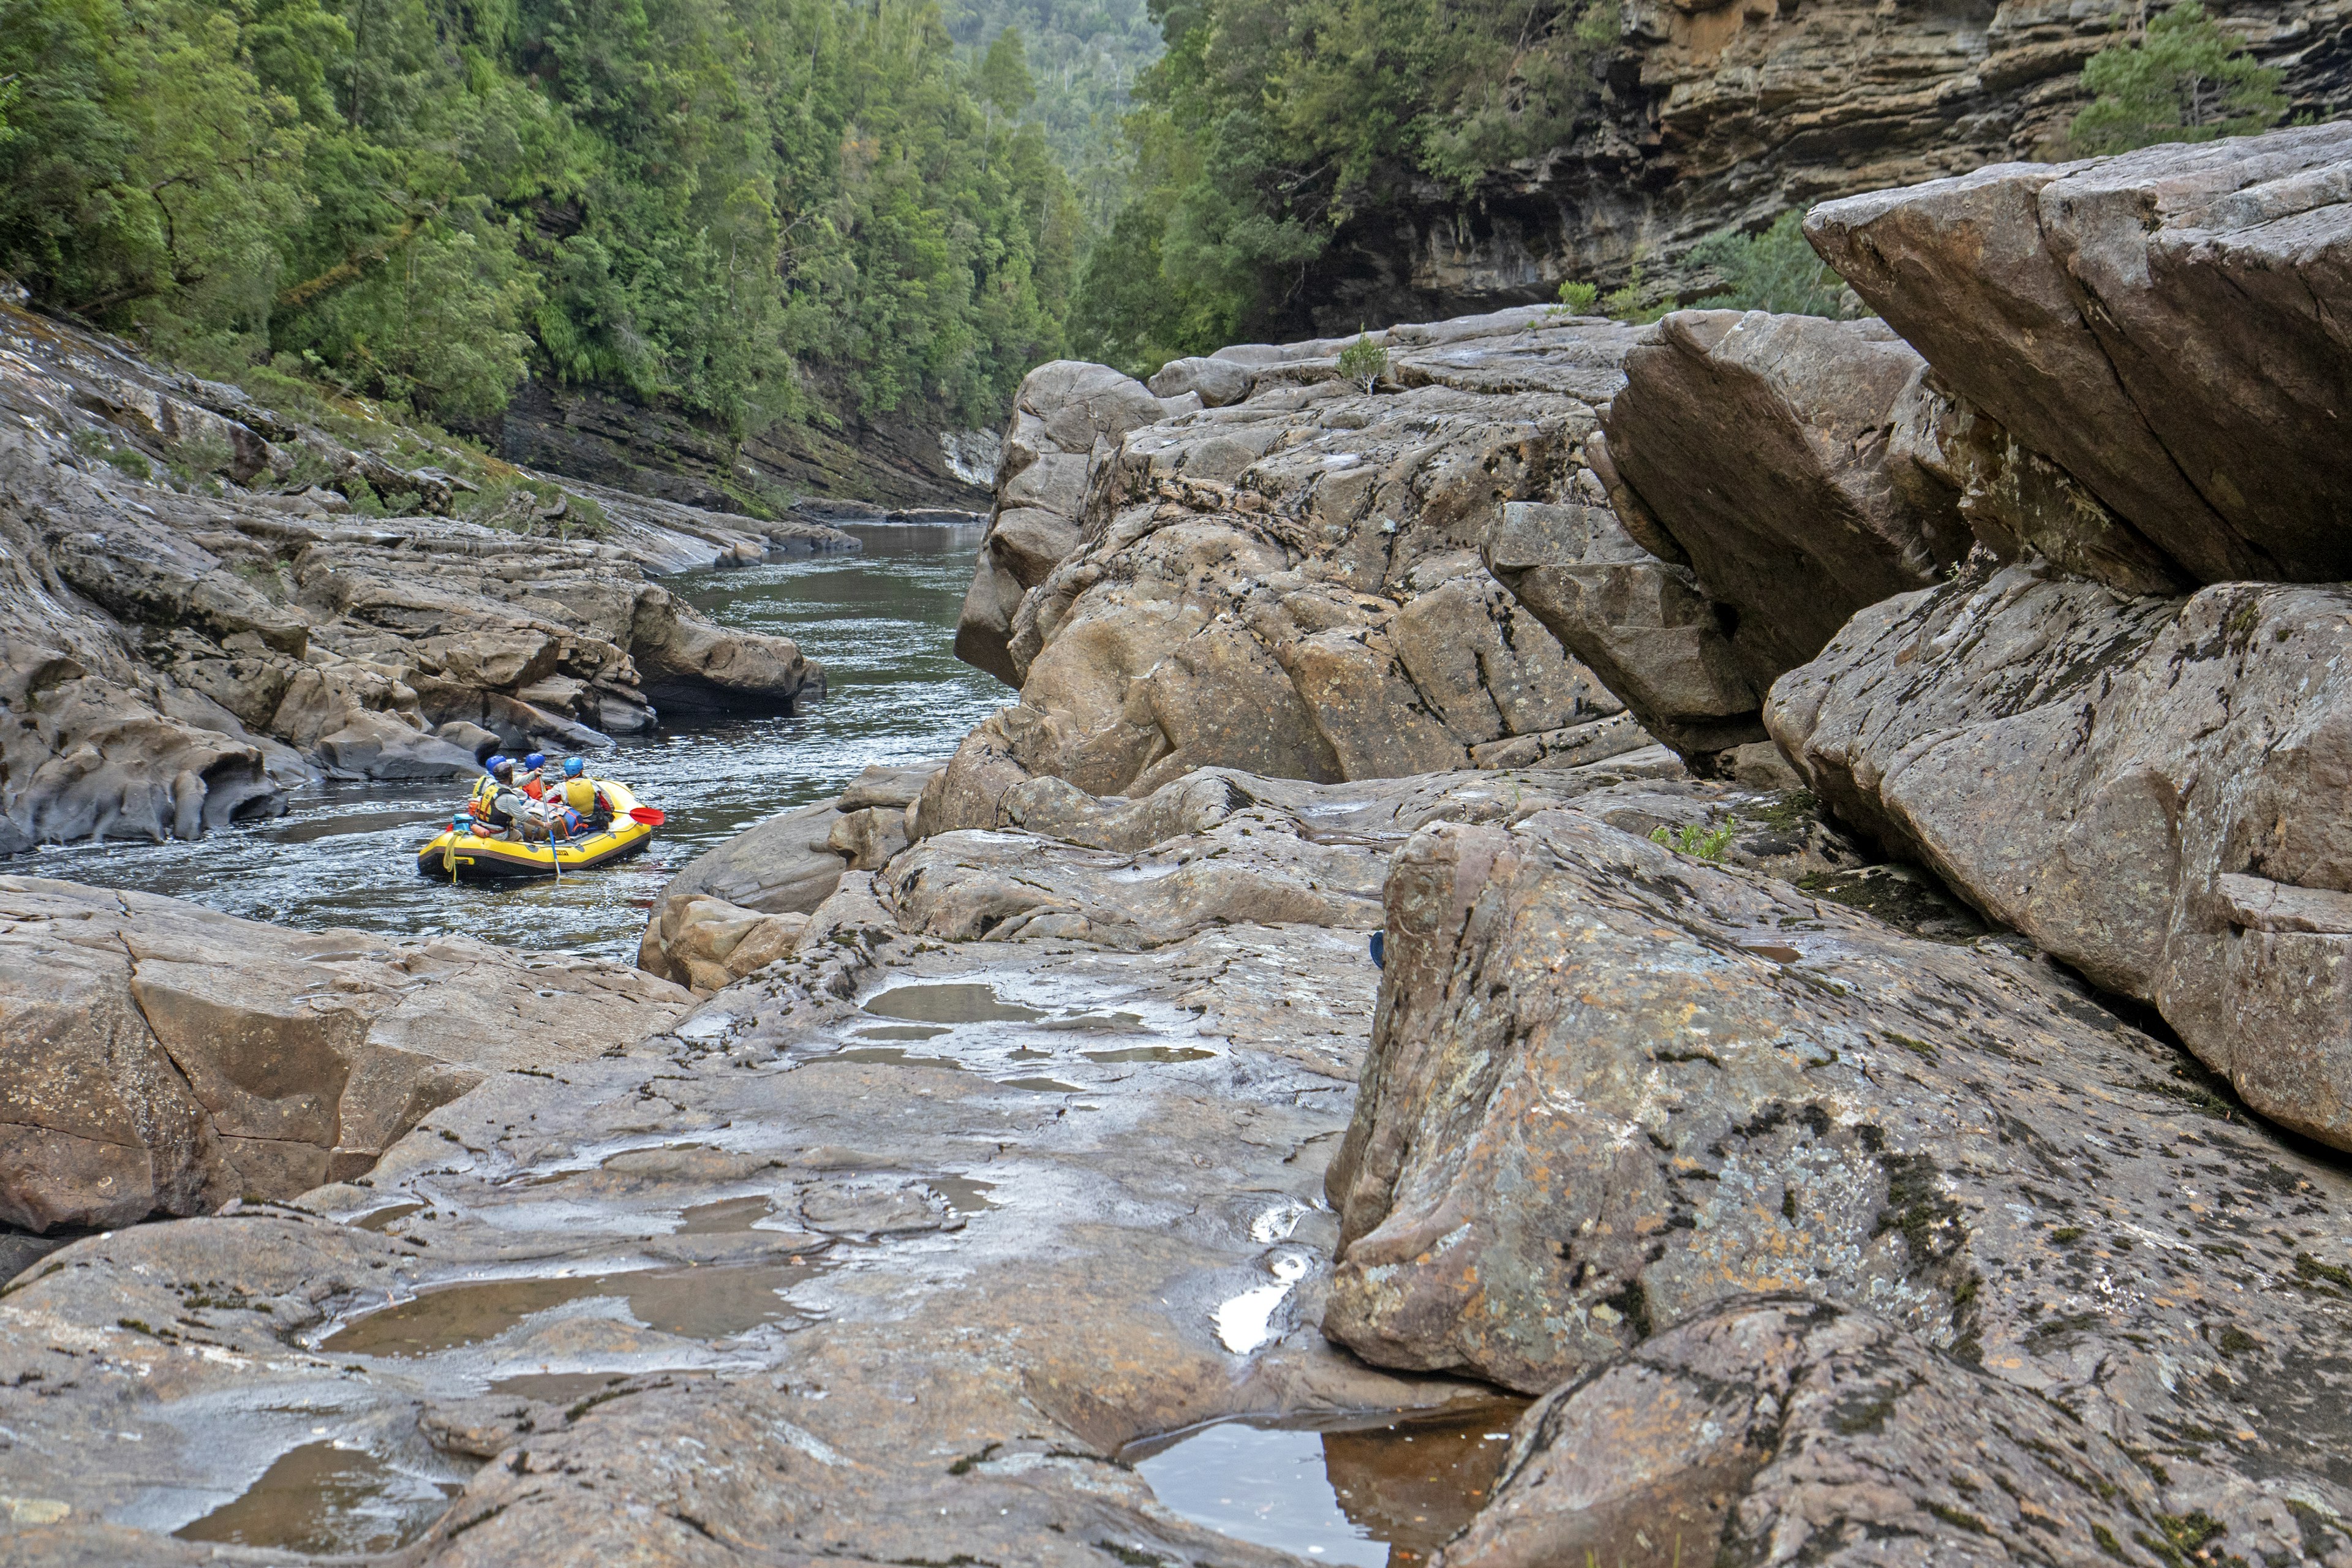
[37,521,1003,962]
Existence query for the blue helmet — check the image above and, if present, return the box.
[484,753,511,777]
[562,756,585,778]
[524,752,547,772]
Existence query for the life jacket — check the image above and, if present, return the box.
[562,777,601,813]
[467,774,502,822]
[522,774,546,801]
[482,787,527,832]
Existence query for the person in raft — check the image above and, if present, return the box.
[467,755,546,842]
[559,756,616,832]
[518,752,550,801]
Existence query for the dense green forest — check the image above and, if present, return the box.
[0,0,1093,439]
[942,0,1159,223]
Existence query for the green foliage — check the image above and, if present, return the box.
[0,0,1080,434]
[2070,2,2285,154]
[1689,211,1854,317]
[1602,262,1676,325]
[1335,332,1387,391]
[1554,279,1597,313]
[1072,0,1619,368]
[1649,821,1735,861]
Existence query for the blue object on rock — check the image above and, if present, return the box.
[1369,930,1384,969]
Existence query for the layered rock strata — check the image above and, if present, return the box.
[935,310,1660,820]
[0,306,840,845]
[1286,0,2352,336]
[1330,805,2352,1562]
[0,875,688,1232]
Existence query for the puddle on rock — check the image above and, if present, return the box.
[862,982,1045,1024]
[321,1256,835,1357]
[1128,1402,1529,1567]
[175,1441,458,1555]
[488,1371,634,1403]
[677,1196,774,1234]
[927,1176,997,1215]
[1082,1046,1218,1064]
[854,1023,951,1041]
[829,1046,969,1070]
[1041,1009,1145,1033]
[351,1202,423,1232]
[998,1076,1084,1093]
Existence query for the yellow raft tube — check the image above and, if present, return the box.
[415,780,655,883]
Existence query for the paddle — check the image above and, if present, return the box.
[629,805,665,826]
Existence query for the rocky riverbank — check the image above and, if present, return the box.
[0,305,845,849]
[2,123,2350,1568]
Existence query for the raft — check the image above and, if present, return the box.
[415,780,656,883]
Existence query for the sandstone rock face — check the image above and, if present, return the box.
[956,360,1166,686]
[1327,806,2352,1556]
[1281,0,2351,337]
[0,304,840,845]
[1766,556,2352,1151]
[1806,123,2352,590]
[936,312,1657,818]
[0,875,689,1230]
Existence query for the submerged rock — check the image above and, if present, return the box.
[1326,805,2352,1551]
[0,876,689,1229]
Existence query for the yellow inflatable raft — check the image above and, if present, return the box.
[415,780,657,883]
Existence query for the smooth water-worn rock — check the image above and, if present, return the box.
[0,768,1532,1566]
[0,876,688,1231]
[1325,805,2352,1557]
[1767,555,2352,1151]
[0,305,840,846]
[636,760,944,984]
[936,312,1659,815]
[1806,123,2352,590]
[955,360,1167,686]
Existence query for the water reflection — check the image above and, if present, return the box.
[36,522,1001,960]
[1128,1403,1528,1567]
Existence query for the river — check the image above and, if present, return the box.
[35,521,1001,962]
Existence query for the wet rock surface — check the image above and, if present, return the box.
[0,306,844,848]
[1326,805,2352,1558]
[1806,123,2352,589]
[1768,556,2352,1151]
[0,876,688,1231]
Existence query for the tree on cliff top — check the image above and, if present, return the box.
[2069,1,2285,154]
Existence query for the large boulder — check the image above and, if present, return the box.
[1805,122,2352,589]
[1597,312,1971,694]
[930,313,1657,823]
[0,876,690,1230]
[1766,556,2352,1150]
[956,361,1166,687]
[1324,807,2352,1545]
